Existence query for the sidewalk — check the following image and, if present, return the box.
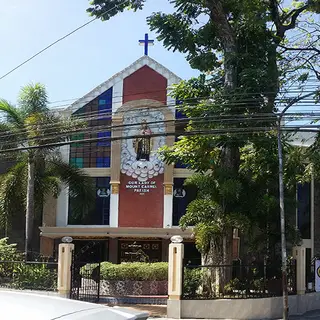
[107,303,320,319]
[106,304,167,318]
[147,307,320,319]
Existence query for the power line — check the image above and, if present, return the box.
[0,107,318,145]
[0,86,318,146]
[0,126,316,162]
[0,120,318,155]
[1,88,319,140]
[1,85,318,126]
[0,109,319,144]
[47,84,320,107]
[0,113,279,143]
[0,1,128,81]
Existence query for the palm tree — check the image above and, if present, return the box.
[0,83,95,258]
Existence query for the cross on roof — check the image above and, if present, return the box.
[139,33,154,56]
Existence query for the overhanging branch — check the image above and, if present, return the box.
[269,1,310,39]
[279,45,320,54]
[282,5,309,33]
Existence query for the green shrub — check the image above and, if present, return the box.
[0,238,23,279]
[85,262,169,281]
[0,238,57,290]
[12,263,57,290]
[183,268,202,297]
[0,238,23,261]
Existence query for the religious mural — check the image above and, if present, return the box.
[121,110,165,182]
[118,109,165,228]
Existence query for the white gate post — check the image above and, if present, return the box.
[293,246,306,294]
[57,242,74,298]
[167,235,184,319]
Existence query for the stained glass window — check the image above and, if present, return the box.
[69,87,112,168]
[70,157,84,168]
[172,178,197,226]
[71,133,84,147]
[97,131,111,147]
[68,177,110,225]
[175,102,188,169]
[96,157,110,168]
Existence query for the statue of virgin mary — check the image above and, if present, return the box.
[133,120,152,161]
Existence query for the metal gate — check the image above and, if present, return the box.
[70,241,101,302]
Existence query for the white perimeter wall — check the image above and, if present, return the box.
[168,292,320,319]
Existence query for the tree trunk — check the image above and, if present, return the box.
[201,238,222,297]
[25,154,35,260]
[201,232,233,296]
[204,0,239,294]
[32,157,45,253]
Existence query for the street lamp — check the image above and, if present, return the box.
[277,90,318,320]
[276,118,289,320]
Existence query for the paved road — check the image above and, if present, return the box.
[149,310,320,320]
[290,310,320,320]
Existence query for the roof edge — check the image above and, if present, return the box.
[65,55,182,114]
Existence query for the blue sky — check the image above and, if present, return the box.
[0,0,199,107]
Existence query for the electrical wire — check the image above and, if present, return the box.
[0,119,319,155]
[0,86,318,139]
[0,0,129,81]
[0,110,318,143]
[0,107,318,145]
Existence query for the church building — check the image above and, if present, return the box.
[39,47,212,263]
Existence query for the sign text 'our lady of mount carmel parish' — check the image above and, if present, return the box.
[126,180,157,195]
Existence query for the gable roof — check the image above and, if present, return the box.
[64,56,182,115]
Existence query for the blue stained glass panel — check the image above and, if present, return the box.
[97,131,111,147]
[175,99,186,119]
[175,161,188,169]
[98,87,112,120]
[96,157,110,168]
[172,178,197,226]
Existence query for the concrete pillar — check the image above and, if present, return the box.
[163,184,173,228]
[163,114,174,228]
[167,236,184,319]
[57,243,74,297]
[293,246,306,294]
[110,115,122,228]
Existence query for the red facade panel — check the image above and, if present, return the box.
[117,65,168,228]
[118,174,164,228]
[123,65,167,104]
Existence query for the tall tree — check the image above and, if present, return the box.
[0,84,95,257]
[86,0,320,288]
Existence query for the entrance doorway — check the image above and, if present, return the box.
[73,240,107,263]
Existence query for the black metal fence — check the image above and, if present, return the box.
[182,260,297,299]
[70,261,101,302]
[306,259,315,293]
[0,260,58,291]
